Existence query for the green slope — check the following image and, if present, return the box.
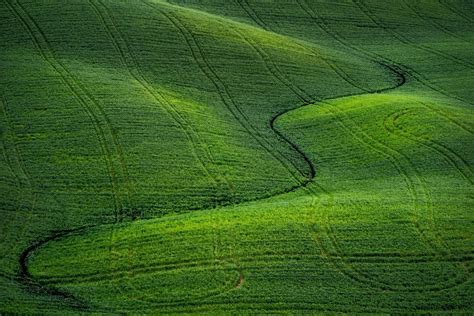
[0,0,473,313]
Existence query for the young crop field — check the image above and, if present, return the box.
[0,0,473,313]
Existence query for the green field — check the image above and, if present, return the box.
[1,0,473,313]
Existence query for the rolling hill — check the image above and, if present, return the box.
[1,0,473,313]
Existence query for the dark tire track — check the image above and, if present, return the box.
[18,226,93,310]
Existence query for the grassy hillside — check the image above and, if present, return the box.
[0,0,473,313]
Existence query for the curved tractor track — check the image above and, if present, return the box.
[18,227,93,310]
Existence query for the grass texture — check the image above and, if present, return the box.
[0,0,473,313]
